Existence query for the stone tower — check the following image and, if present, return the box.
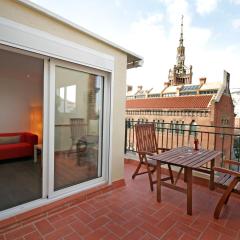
[168,15,193,86]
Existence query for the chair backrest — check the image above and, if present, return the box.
[70,118,86,142]
[135,123,158,154]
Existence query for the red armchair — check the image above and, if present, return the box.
[0,132,38,161]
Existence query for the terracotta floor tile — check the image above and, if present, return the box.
[122,216,144,232]
[47,214,61,223]
[24,231,43,240]
[70,220,92,236]
[225,218,240,232]
[179,233,197,240]
[59,207,79,218]
[199,227,221,240]
[190,217,210,232]
[63,232,82,240]
[161,227,184,240]
[78,203,97,214]
[5,225,35,240]
[152,204,172,221]
[101,232,120,240]
[44,226,73,240]
[141,233,158,240]
[91,207,111,218]
[84,227,109,240]
[218,233,236,240]
[106,222,127,237]
[137,212,159,225]
[157,215,177,231]
[1,163,240,240]
[34,219,54,235]
[88,216,110,230]
[106,212,126,225]
[75,209,94,224]
[174,222,201,238]
[51,215,77,229]
[140,222,165,238]
[208,222,238,238]
[121,228,146,240]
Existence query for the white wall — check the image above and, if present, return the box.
[0,49,43,133]
[0,0,128,182]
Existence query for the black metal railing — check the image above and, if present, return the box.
[124,119,240,167]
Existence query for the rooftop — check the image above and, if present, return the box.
[126,95,213,110]
[1,163,239,239]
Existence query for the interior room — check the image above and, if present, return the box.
[0,48,43,211]
[0,47,102,211]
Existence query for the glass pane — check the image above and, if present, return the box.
[54,66,103,191]
[0,48,43,211]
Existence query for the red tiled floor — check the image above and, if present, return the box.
[34,219,54,235]
[1,163,240,240]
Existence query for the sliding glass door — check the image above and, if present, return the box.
[0,47,109,216]
[50,61,105,194]
[0,47,44,211]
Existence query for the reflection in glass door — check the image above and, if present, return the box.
[54,66,103,191]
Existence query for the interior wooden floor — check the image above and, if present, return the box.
[0,150,98,211]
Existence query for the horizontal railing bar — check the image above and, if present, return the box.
[126,119,240,130]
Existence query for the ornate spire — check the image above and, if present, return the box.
[179,15,184,47]
[176,15,185,67]
[168,15,193,86]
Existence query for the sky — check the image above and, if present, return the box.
[30,0,240,90]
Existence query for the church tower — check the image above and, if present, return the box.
[168,16,193,86]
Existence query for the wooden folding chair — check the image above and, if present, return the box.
[132,123,174,191]
[214,160,240,219]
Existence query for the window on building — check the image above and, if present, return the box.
[56,85,77,113]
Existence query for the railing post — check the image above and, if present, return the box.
[124,119,128,154]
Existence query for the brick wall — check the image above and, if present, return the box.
[125,94,235,165]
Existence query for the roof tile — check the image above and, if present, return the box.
[126,95,213,109]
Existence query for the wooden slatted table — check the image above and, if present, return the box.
[150,146,222,215]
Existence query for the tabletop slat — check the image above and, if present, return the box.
[150,147,221,168]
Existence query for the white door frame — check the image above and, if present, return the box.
[0,43,113,220]
[48,58,111,199]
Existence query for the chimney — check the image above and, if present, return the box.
[164,82,170,88]
[176,87,181,96]
[199,77,207,85]
[127,85,133,92]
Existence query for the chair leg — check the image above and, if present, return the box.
[224,193,231,205]
[132,161,142,179]
[214,178,239,219]
[174,167,183,185]
[151,166,157,174]
[146,163,154,191]
[167,164,174,184]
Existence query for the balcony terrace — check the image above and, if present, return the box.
[0,162,239,240]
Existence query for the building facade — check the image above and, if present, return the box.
[126,17,235,162]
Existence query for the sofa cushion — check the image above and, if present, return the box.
[0,136,20,145]
[0,143,33,160]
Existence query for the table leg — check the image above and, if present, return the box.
[186,167,192,216]
[184,168,187,182]
[209,159,215,190]
[157,161,161,202]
